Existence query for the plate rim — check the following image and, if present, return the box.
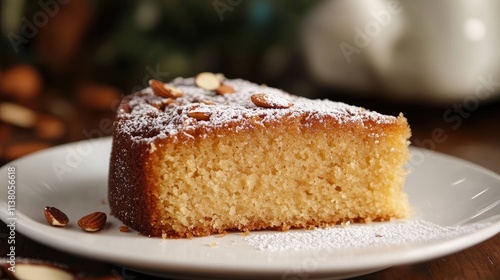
[1,137,499,277]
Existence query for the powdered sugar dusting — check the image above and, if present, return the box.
[251,92,293,108]
[262,93,293,108]
[116,77,398,143]
[243,219,492,252]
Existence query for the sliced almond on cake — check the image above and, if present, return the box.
[215,73,226,82]
[195,72,221,91]
[250,93,293,109]
[188,110,212,121]
[149,79,183,98]
[200,99,216,105]
[216,84,235,95]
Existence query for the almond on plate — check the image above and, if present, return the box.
[78,212,107,232]
[44,206,69,227]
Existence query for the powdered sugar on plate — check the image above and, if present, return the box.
[243,219,492,252]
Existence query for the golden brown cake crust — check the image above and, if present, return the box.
[111,77,402,145]
[108,77,411,238]
[108,133,153,235]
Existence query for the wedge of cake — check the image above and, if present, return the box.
[108,73,411,238]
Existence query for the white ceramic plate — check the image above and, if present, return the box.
[1,138,499,279]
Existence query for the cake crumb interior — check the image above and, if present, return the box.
[149,122,411,238]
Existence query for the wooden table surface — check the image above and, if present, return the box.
[1,101,499,279]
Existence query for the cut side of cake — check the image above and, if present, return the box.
[108,73,412,238]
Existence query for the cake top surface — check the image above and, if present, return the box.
[116,74,399,143]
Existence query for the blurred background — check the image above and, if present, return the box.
[0,0,499,171]
[0,1,499,278]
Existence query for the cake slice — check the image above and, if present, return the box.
[108,73,411,238]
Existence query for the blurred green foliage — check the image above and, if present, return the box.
[1,0,317,95]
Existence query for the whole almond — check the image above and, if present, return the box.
[78,212,107,232]
[216,84,235,95]
[195,72,221,91]
[250,93,293,109]
[44,206,69,227]
[35,115,66,140]
[149,79,183,98]
[0,64,42,101]
[0,102,37,128]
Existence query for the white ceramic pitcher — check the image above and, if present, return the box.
[302,0,500,103]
